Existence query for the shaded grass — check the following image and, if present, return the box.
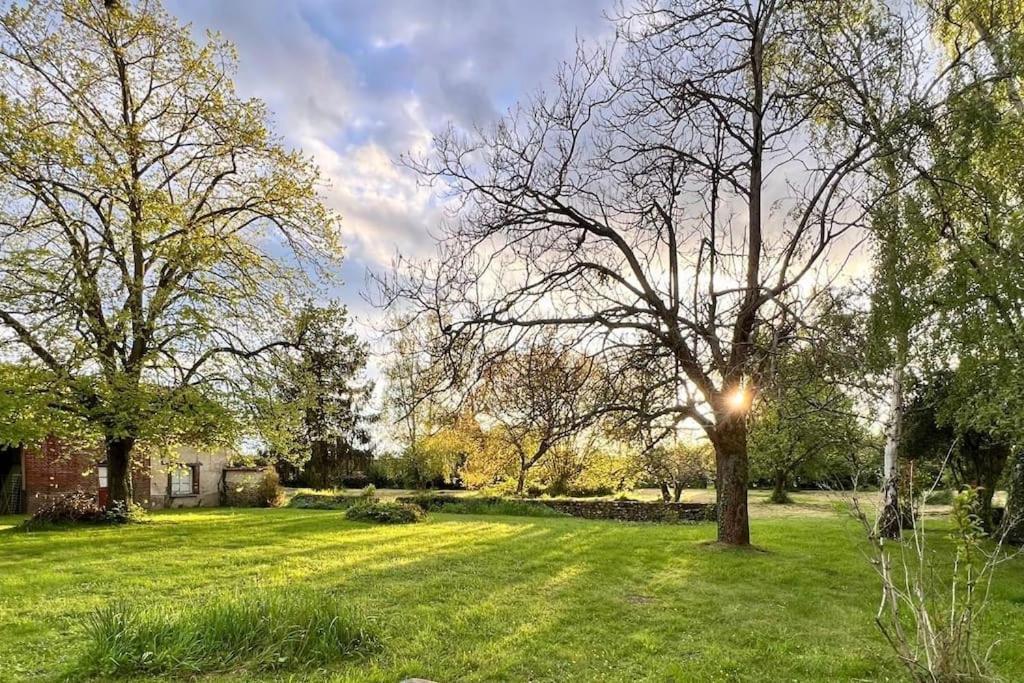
[0,501,1021,681]
[80,589,379,677]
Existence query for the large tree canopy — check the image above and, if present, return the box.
[0,0,342,505]
[383,0,947,545]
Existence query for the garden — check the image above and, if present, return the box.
[2,0,1024,681]
[3,493,1022,682]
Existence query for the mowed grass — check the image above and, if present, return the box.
[1,497,1023,682]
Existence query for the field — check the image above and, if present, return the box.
[1,493,1023,682]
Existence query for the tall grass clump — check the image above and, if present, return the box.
[79,589,380,676]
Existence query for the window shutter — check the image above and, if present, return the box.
[190,464,200,495]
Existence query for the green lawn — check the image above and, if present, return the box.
[1,499,1022,682]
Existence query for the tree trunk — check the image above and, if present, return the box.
[878,363,904,539]
[659,481,671,502]
[515,465,527,496]
[1005,449,1024,545]
[673,481,683,503]
[770,470,790,504]
[712,417,750,546]
[104,435,135,508]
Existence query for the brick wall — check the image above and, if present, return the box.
[22,437,152,513]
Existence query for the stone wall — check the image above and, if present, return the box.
[532,499,715,523]
[150,447,231,508]
[400,494,716,524]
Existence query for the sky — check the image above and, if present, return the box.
[168,0,616,329]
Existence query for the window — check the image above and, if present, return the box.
[169,463,200,496]
[97,465,108,488]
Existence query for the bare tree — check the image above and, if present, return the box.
[383,1,923,545]
[476,341,604,495]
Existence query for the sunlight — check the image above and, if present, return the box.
[727,386,750,413]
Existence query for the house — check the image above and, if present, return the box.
[0,437,256,514]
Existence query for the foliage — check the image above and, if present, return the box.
[255,469,286,508]
[274,304,375,486]
[402,494,565,518]
[851,482,1020,682]
[380,313,459,465]
[0,365,93,449]
[397,416,483,488]
[344,500,424,524]
[901,372,1013,530]
[473,341,607,494]
[0,0,342,504]
[102,500,148,525]
[79,589,380,677]
[23,490,146,528]
[635,441,714,502]
[25,491,105,526]
[749,348,870,503]
[288,493,361,511]
[225,469,285,508]
[537,440,635,497]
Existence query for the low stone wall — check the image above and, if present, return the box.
[400,494,716,524]
[536,499,715,523]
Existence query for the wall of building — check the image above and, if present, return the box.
[22,437,152,513]
[148,446,231,508]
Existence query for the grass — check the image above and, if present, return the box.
[0,494,1022,681]
[80,589,379,677]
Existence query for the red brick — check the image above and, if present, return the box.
[23,437,152,513]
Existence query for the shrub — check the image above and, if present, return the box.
[225,469,284,508]
[358,483,377,499]
[256,469,286,508]
[28,490,106,525]
[25,490,147,528]
[79,589,380,676]
[344,500,424,524]
[438,499,565,518]
[401,494,565,518]
[923,488,954,505]
[288,493,360,510]
[103,501,147,525]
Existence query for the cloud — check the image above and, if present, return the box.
[167,0,614,313]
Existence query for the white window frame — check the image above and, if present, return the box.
[169,464,197,497]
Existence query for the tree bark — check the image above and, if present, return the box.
[673,481,683,503]
[104,434,135,508]
[1004,449,1024,545]
[770,470,790,504]
[515,464,527,496]
[659,481,671,502]
[712,417,750,546]
[878,363,904,539]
